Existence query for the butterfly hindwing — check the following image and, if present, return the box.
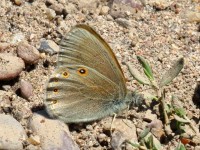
[46,65,129,123]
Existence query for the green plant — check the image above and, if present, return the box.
[128,56,184,124]
[127,56,185,149]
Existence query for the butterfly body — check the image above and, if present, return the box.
[45,25,132,123]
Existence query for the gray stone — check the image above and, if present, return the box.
[110,119,138,149]
[110,0,143,19]
[115,18,132,28]
[38,39,59,55]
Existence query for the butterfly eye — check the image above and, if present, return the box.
[62,71,69,78]
[77,68,88,76]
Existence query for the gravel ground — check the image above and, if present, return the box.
[0,0,199,149]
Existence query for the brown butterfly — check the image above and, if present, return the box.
[45,25,132,123]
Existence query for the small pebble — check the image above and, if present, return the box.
[143,110,157,122]
[100,6,110,15]
[185,11,200,23]
[45,8,56,20]
[28,135,40,146]
[13,104,32,120]
[17,41,40,64]
[97,133,107,142]
[38,39,60,55]
[86,125,93,131]
[78,0,98,13]
[49,3,64,15]
[64,3,77,14]
[0,114,27,150]
[0,90,12,113]
[0,42,10,51]
[0,53,25,80]
[14,0,22,6]
[115,18,132,28]
[146,119,165,140]
[150,0,170,10]
[110,0,140,19]
[20,80,33,100]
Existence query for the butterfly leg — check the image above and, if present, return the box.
[110,113,117,135]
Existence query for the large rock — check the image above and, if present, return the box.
[0,114,27,150]
[17,41,40,64]
[0,53,25,80]
[29,113,80,150]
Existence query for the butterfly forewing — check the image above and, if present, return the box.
[58,25,126,98]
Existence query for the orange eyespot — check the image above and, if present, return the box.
[51,100,57,104]
[53,88,58,93]
[54,78,58,82]
[62,71,69,78]
[77,68,88,76]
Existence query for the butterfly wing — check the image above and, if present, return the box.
[45,25,130,123]
[58,25,126,98]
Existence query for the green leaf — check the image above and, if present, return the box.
[159,57,184,88]
[175,142,186,150]
[144,133,162,150]
[165,104,172,114]
[173,114,190,123]
[174,108,186,117]
[171,95,186,117]
[147,135,154,148]
[138,127,151,140]
[171,95,183,109]
[137,56,154,80]
[126,140,140,148]
[152,135,162,150]
[127,63,151,85]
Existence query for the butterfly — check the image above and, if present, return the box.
[45,25,132,123]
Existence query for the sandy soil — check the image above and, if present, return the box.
[0,0,199,149]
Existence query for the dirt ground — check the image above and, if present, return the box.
[0,0,199,149]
